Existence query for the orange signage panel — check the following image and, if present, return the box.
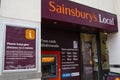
[42,57,55,63]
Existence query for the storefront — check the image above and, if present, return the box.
[41,0,118,80]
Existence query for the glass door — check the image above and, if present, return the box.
[80,33,99,80]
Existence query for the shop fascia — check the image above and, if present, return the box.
[49,1,114,26]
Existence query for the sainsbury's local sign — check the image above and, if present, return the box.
[42,0,118,32]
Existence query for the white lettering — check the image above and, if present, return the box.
[99,14,114,25]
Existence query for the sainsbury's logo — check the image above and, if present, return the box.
[49,0,115,26]
[49,1,98,23]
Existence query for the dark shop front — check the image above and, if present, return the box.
[41,0,118,80]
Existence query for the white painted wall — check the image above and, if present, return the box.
[1,0,41,22]
[97,0,116,13]
[0,0,41,80]
[70,0,116,13]
[115,0,120,15]
[70,0,98,8]
[107,0,120,73]
[0,5,1,15]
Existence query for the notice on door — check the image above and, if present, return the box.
[61,48,81,80]
[3,26,36,72]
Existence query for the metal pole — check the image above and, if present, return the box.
[96,32,103,80]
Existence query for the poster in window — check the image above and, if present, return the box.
[3,25,37,72]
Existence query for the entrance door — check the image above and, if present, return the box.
[80,33,99,80]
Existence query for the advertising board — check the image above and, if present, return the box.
[2,24,39,72]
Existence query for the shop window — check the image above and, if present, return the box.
[100,32,110,70]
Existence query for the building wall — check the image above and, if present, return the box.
[1,0,41,22]
[0,0,120,80]
[107,0,120,73]
[0,0,41,80]
[70,0,116,13]
[70,0,98,8]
